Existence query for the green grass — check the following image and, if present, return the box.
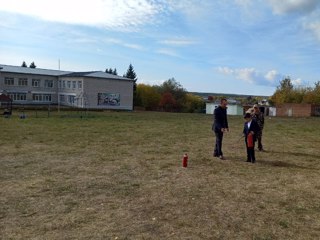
[1,111,320,239]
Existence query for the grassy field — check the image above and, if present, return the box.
[1,111,320,239]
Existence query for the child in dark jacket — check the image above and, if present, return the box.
[243,113,260,163]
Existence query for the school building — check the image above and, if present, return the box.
[0,64,135,110]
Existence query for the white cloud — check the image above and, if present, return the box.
[217,67,256,83]
[264,70,279,83]
[156,48,179,57]
[217,67,282,86]
[0,0,166,30]
[217,67,234,75]
[305,21,320,41]
[268,0,319,15]
[104,38,144,50]
[292,78,302,85]
[159,38,198,46]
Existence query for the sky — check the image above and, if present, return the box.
[0,0,320,96]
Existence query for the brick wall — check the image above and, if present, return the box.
[276,103,312,117]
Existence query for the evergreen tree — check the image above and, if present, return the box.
[105,68,113,74]
[123,64,137,80]
[113,68,118,75]
[124,64,138,108]
[21,61,27,67]
[29,62,36,68]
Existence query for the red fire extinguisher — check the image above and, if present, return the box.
[247,133,254,148]
[182,153,188,167]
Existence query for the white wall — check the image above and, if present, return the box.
[206,103,243,115]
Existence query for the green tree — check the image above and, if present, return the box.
[123,64,137,80]
[112,68,118,75]
[124,64,138,107]
[21,61,27,67]
[184,93,205,113]
[105,68,113,74]
[270,76,294,105]
[29,62,36,68]
[303,81,320,104]
[136,84,161,110]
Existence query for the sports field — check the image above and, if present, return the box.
[1,111,320,239]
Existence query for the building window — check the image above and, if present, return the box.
[59,95,65,103]
[32,94,52,102]
[43,94,52,102]
[78,81,82,89]
[68,95,75,104]
[72,81,76,89]
[62,81,66,88]
[32,79,41,87]
[44,80,53,88]
[67,81,71,89]
[8,92,27,101]
[4,77,14,85]
[18,78,28,86]
[58,80,62,89]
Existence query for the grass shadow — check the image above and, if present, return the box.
[257,159,312,170]
[268,150,319,159]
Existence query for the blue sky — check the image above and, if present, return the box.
[0,0,319,96]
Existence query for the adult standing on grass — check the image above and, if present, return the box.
[212,98,229,160]
[252,104,265,151]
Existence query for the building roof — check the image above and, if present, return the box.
[0,64,71,76]
[0,64,134,81]
[62,71,133,81]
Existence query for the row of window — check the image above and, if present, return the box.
[8,93,52,102]
[4,77,54,88]
[7,93,80,104]
[3,78,83,90]
[59,95,76,104]
[58,80,82,89]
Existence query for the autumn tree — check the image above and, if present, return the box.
[136,84,161,110]
[303,81,320,104]
[184,93,205,113]
[158,78,186,112]
[270,76,294,105]
[159,92,177,112]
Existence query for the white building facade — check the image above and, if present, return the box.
[206,102,243,116]
[0,64,134,110]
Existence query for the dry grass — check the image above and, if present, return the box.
[1,111,320,239]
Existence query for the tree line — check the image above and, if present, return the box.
[105,64,205,113]
[270,77,320,105]
[135,78,205,113]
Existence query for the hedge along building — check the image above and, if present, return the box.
[0,64,134,110]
